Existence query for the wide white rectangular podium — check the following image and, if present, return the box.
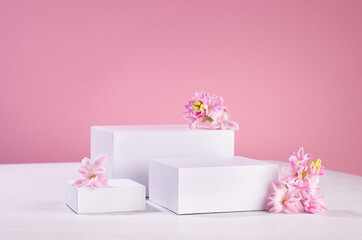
[149,156,279,214]
[91,125,234,194]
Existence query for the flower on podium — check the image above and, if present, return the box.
[72,155,108,188]
[184,91,238,130]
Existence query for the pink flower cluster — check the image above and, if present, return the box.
[72,155,108,188]
[267,147,327,214]
[184,91,239,130]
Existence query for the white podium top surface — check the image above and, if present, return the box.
[94,125,192,131]
[1,161,361,240]
[93,125,234,132]
[67,179,144,188]
[151,156,276,168]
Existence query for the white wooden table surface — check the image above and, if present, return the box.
[0,161,361,240]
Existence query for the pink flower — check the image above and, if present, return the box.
[183,114,200,129]
[268,147,327,214]
[307,158,326,178]
[282,148,326,191]
[72,155,108,188]
[184,91,239,130]
[210,109,239,130]
[281,157,307,185]
[184,91,224,129]
[267,181,304,214]
[289,147,313,164]
[301,192,327,214]
[282,148,313,185]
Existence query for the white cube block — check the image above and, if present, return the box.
[91,125,234,195]
[149,156,279,214]
[66,179,145,214]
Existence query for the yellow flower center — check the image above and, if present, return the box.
[191,100,206,112]
[309,159,322,174]
[88,170,97,179]
[295,170,307,179]
[89,174,96,179]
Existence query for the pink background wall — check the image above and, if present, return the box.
[1,0,361,175]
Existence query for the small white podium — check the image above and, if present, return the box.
[66,179,145,214]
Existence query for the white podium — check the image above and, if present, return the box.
[149,156,279,214]
[91,125,234,194]
[66,179,145,214]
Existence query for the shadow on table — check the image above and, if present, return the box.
[62,200,167,216]
[324,209,362,218]
[31,198,164,215]
[171,210,269,219]
[183,209,362,219]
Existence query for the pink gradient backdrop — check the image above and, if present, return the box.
[1,0,361,175]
